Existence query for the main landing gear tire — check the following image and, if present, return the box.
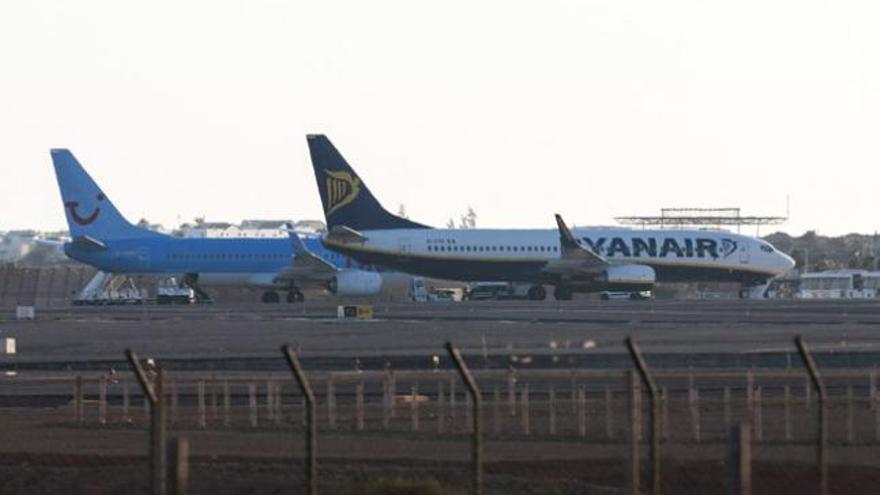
[553,285,574,301]
[287,290,305,303]
[261,291,281,303]
[527,285,547,301]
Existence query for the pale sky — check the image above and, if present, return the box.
[1,0,879,236]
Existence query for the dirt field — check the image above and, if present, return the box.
[2,300,880,494]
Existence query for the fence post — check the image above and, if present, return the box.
[381,372,391,429]
[282,345,318,495]
[507,368,516,417]
[466,390,473,432]
[74,375,83,424]
[123,379,131,423]
[248,383,258,428]
[578,385,587,438]
[98,375,108,425]
[389,369,397,420]
[223,381,231,427]
[197,381,206,429]
[846,385,854,445]
[870,370,877,411]
[549,385,557,436]
[875,393,880,442]
[521,383,530,436]
[211,377,218,421]
[625,337,661,495]
[723,386,731,432]
[754,387,763,442]
[168,436,190,495]
[356,375,365,432]
[266,380,275,422]
[605,386,614,439]
[690,387,701,443]
[126,349,167,495]
[492,384,500,435]
[804,373,812,410]
[784,385,791,442]
[662,386,669,441]
[438,380,446,434]
[411,384,419,432]
[627,370,641,495]
[725,422,751,495]
[446,342,484,495]
[327,375,337,430]
[170,380,179,426]
[795,336,828,495]
[275,381,283,426]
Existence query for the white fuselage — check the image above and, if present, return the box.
[324,227,795,286]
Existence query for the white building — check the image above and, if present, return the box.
[179,219,325,239]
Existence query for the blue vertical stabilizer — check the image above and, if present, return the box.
[51,149,157,240]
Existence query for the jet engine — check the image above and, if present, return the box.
[601,264,656,290]
[327,270,384,296]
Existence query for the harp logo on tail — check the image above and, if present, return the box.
[325,171,361,215]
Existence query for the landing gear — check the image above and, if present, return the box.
[527,285,547,301]
[287,289,305,303]
[261,290,281,303]
[553,285,574,301]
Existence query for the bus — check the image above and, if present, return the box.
[797,270,880,299]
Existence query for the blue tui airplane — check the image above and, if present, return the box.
[51,149,383,303]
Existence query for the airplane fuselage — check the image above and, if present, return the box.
[65,235,355,288]
[323,227,795,286]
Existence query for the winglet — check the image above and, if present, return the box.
[283,223,310,256]
[555,214,581,250]
[554,213,606,265]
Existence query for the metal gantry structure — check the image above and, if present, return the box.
[615,207,787,234]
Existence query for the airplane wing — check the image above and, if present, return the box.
[542,214,607,276]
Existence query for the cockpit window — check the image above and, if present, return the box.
[760,244,774,253]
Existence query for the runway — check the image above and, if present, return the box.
[2,299,880,372]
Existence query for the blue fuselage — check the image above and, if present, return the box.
[64,235,357,288]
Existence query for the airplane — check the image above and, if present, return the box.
[50,148,384,303]
[305,134,796,300]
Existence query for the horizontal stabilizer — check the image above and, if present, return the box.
[71,235,107,251]
[325,225,368,245]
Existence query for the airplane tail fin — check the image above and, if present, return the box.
[50,149,154,240]
[306,135,430,231]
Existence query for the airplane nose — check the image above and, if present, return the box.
[780,252,796,271]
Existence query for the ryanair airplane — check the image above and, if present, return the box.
[51,149,384,302]
[307,135,796,300]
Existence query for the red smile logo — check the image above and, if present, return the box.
[65,193,104,226]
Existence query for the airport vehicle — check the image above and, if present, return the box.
[600,290,652,300]
[156,279,196,304]
[428,288,461,302]
[51,149,383,303]
[797,270,880,299]
[306,135,796,300]
[464,282,512,301]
